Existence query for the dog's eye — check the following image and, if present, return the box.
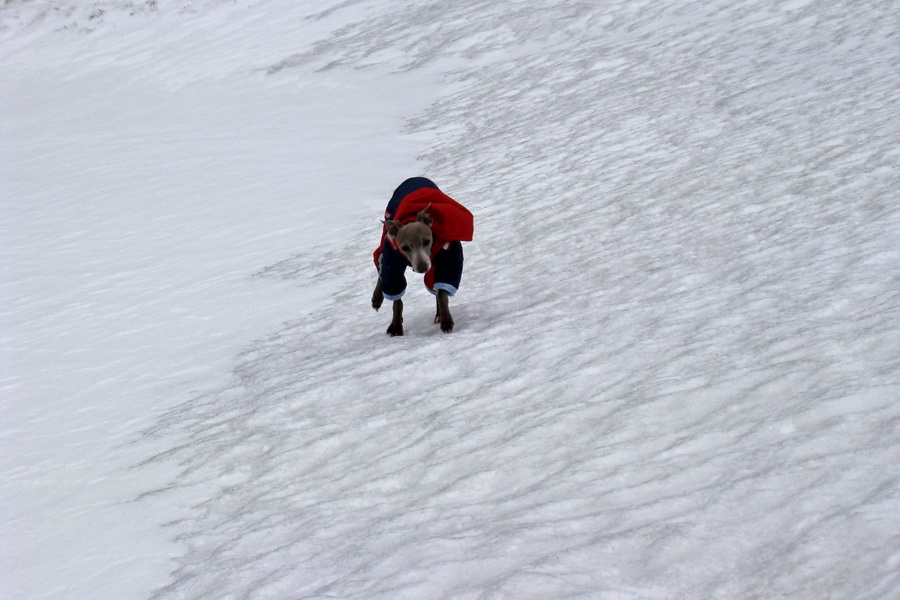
[401,245,411,253]
[424,239,432,246]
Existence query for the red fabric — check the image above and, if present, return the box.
[373,188,473,267]
[393,188,474,244]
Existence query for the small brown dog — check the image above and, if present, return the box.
[371,178,473,336]
[372,206,454,335]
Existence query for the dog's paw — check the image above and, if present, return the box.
[440,317,454,334]
[372,293,384,311]
[386,323,404,337]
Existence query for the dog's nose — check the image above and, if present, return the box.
[414,263,430,273]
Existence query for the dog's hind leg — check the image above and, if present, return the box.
[434,289,454,333]
[387,298,404,336]
[372,278,385,311]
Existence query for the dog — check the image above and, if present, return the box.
[371,177,473,336]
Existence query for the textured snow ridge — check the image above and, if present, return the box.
[0,0,206,32]
[141,2,899,599]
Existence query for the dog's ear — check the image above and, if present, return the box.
[382,219,402,236]
[416,204,433,227]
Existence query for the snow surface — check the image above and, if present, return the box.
[2,1,899,599]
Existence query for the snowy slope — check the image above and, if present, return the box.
[3,1,899,599]
[1,2,435,598]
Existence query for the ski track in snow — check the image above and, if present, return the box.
[6,0,900,599]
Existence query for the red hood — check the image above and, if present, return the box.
[393,188,474,243]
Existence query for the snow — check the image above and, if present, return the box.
[2,1,898,599]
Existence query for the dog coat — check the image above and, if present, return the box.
[373,177,474,301]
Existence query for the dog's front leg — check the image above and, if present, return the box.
[387,298,404,336]
[434,289,454,333]
[372,278,384,311]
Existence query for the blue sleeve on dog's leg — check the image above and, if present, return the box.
[379,246,408,300]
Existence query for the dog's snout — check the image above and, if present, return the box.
[414,262,430,274]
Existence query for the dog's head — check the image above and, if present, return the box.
[383,206,433,273]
